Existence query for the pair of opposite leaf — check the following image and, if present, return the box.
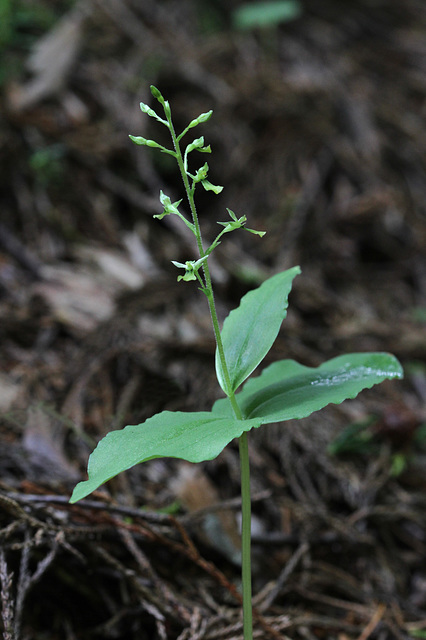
[70,267,402,503]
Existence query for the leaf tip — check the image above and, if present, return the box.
[69,482,87,503]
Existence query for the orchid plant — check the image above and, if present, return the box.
[70,86,403,640]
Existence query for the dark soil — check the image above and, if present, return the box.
[1,1,425,638]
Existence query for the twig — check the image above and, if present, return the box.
[14,533,59,639]
[167,517,285,640]
[93,544,191,626]
[255,542,309,611]
[0,552,15,640]
[356,603,386,640]
[6,489,271,526]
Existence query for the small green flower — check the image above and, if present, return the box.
[187,162,223,194]
[183,138,212,172]
[171,256,208,282]
[193,162,209,183]
[154,191,183,220]
[218,209,265,236]
[154,191,196,234]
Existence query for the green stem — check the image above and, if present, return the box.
[167,113,253,640]
[239,430,253,640]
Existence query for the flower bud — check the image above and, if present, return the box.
[150,85,164,102]
[163,100,172,119]
[129,135,163,149]
[197,110,213,123]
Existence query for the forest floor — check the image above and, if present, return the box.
[1,1,426,638]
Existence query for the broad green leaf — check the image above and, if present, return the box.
[213,353,403,423]
[233,1,302,30]
[216,267,301,395]
[70,411,262,502]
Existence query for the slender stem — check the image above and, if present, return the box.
[239,431,253,640]
[167,112,253,639]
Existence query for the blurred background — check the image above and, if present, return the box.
[1,1,426,638]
